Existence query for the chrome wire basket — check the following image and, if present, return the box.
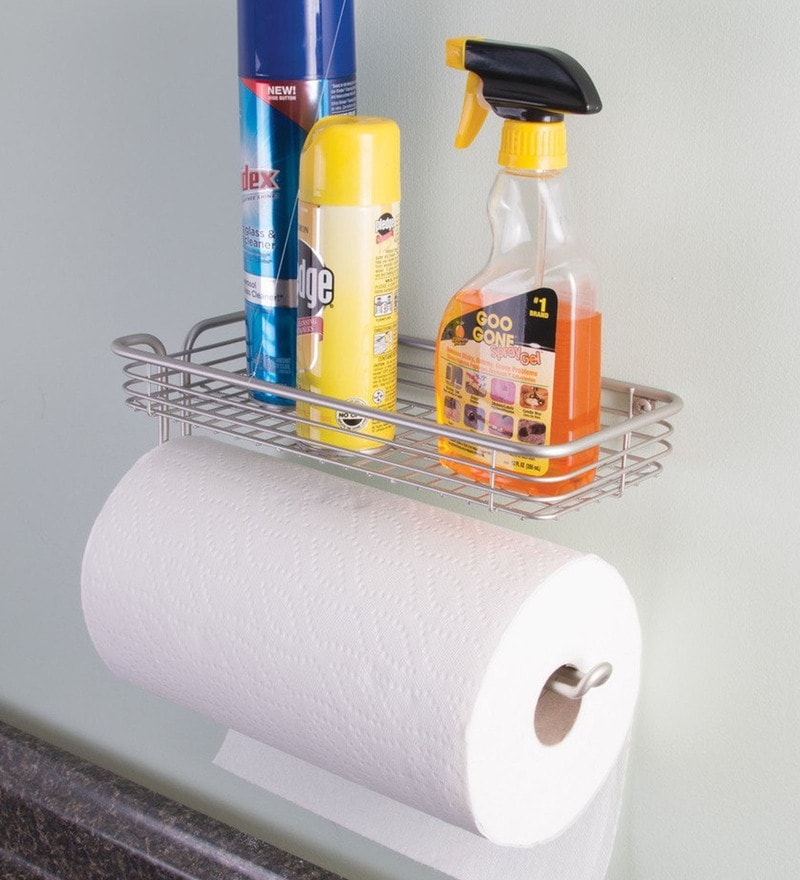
[112,311,682,521]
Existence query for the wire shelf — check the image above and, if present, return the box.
[112,311,682,521]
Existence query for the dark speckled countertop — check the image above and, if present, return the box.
[0,719,342,880]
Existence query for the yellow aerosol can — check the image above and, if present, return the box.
[296,116,401,451]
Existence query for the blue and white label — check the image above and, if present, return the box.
[239,76,355,405]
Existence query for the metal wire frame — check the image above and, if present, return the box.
[112,312,682,521]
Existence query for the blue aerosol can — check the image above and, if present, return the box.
[237,0,356,404]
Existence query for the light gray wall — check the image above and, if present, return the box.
[2,2,798,878]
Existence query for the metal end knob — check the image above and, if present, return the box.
[544,662,613,700]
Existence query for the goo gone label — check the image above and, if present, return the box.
[437,288,558,476]
[296,201,399,451]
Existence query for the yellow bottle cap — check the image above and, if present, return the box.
[299,116,401,207]
[498,120,567,171]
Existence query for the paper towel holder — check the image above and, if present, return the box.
[545,662,612,700]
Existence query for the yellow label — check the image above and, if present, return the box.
[296,202,399,451]
[437,289,558,476]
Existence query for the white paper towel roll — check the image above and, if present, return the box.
[81,436,640,852]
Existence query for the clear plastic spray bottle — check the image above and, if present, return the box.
[436,38,602,496]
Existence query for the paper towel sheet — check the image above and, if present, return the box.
[214,729,629,880]
[82,436,640,859]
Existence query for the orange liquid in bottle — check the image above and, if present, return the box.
[436,305,601,498]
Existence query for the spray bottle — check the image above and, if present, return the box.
[237,0,356,405]
[436,38,602,496]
